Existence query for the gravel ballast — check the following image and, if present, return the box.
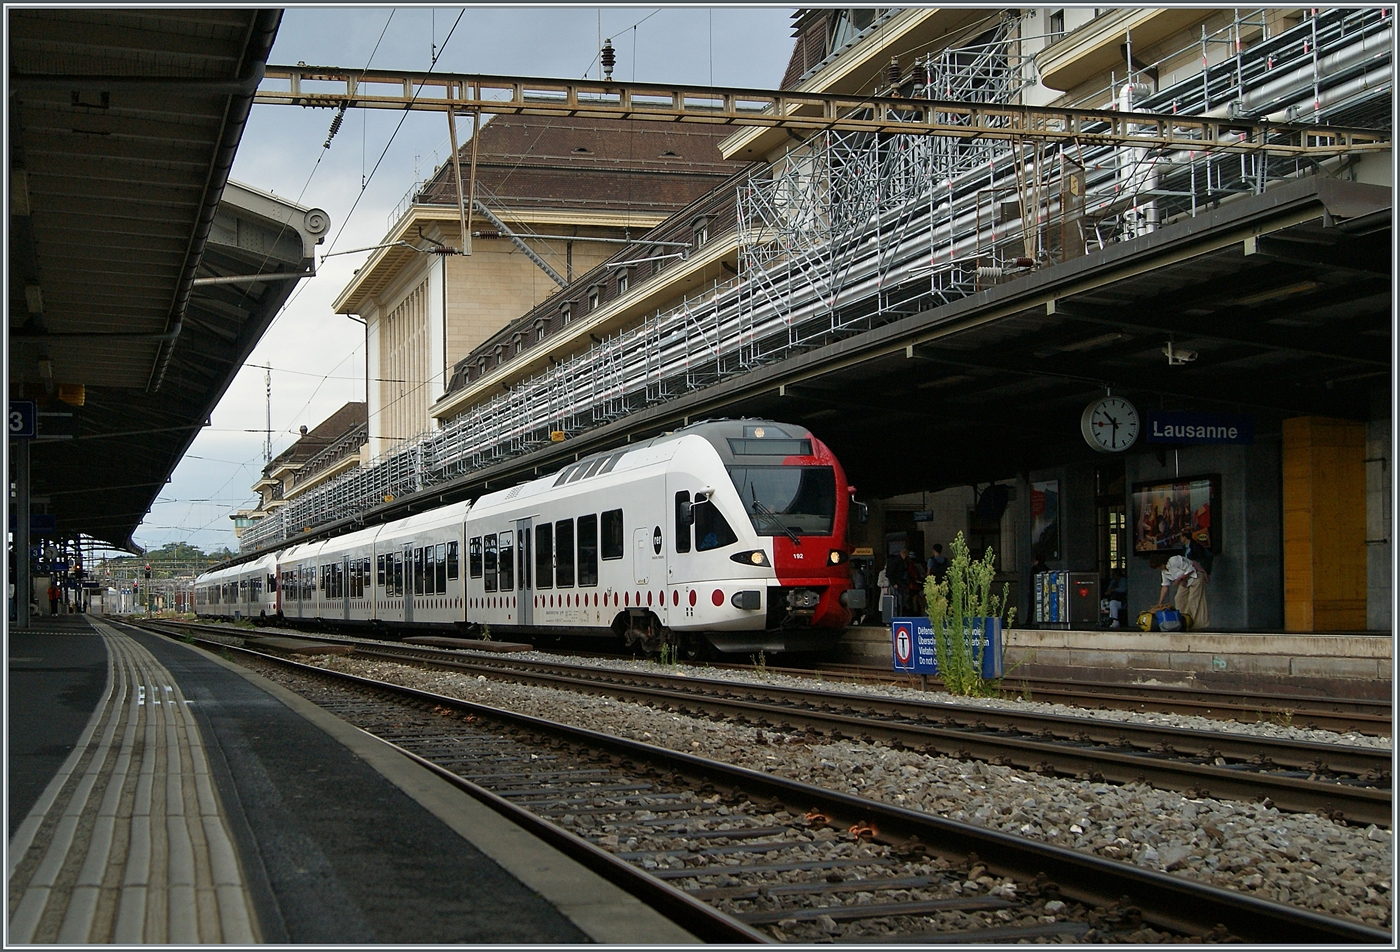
[291,648,1391,931]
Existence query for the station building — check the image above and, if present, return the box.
[241,8,1392,636]
[331,117,747,458]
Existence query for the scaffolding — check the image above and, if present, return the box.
[239,7,1390,553]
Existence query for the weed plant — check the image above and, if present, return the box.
[922,532,1014,697]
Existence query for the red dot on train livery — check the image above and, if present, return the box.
[712,589,724,607]
[647,591,653,606]
[689,590,697,607]
[672,590,679,606]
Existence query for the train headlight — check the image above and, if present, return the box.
[828,549,848,565]
[730,550,771,567]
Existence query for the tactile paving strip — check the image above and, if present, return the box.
[7,619,257,943]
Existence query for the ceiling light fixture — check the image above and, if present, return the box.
[1233,280,1320,306]
[1058,332,1126,352]
[1162,341,1198,365]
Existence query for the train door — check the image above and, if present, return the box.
[274,562,282,616]
[633,527,651,586]
[517,519,533,626]
[402,544,414,624]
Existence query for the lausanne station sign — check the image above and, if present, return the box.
[1145,411,1254,445]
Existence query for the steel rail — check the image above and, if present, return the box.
[803,663,1393,735]
[255,66,1391,157]
[182,633,1392,945]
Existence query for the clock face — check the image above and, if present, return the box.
[1081,396,1140,453]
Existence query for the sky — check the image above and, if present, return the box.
[134,5,798,555]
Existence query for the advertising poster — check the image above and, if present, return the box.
[1030,480,1060,560]
[1132,474,1220,554]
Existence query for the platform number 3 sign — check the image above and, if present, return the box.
[9,400,36,440]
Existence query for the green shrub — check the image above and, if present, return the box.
[922,532,1015,697]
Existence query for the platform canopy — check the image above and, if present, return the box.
[8,9,328,551]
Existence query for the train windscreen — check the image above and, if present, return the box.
[726,466,836,536]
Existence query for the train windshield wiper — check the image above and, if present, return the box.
[750,488,801,545]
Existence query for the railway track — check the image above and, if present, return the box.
[155,627,1389,945]
[146,621,1391,827]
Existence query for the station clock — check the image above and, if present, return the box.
[1081,395,1140,453]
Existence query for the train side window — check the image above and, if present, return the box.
[394,554,404,596]
[602,509,624,559]
[447,541,459,580]
[424,545,437,595]
[674,491,692,553]
[378,555,386,588]
[535,523,553,589]
[483,534,498,592]
[498,533,514,590]
[598,451,625,475]
[469,537,482,578]
[578,514,599,586]
[695,502,739,551]
[555,519,575,587]
[436,543,447,591]
[363,558,371,593]
[414,547,425,595]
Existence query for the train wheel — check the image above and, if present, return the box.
[682,633,715,662]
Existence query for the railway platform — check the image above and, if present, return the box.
[838,625,1393,700]
[7,614,699,944]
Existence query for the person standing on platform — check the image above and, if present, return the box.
[1148,551,1208,628]
[886,547,910,615]
[926,543,950,585]
[849,561,868,626]
[47,581,61,616]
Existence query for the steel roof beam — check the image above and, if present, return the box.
[256,65,1391,157]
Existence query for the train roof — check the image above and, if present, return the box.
[471,419,820,513]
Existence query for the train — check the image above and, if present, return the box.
[196,420,864,656]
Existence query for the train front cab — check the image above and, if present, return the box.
[673,422,853,654]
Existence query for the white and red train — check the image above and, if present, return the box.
[196,420,863,655]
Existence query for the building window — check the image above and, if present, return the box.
[493,344,505,364]
[587,288,599,311]
[535,320,545,343]
[616,270,629,295]
[1048,9,1065,41]
[692,217,710,249]
[477,357,487,377]
[561,303,572,325]
[512,334,522,356]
